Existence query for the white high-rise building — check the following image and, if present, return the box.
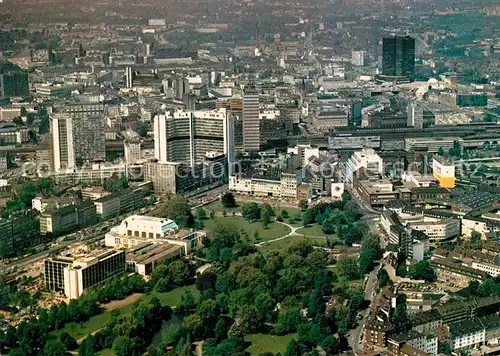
[125,67,133,88]
[407,103,424,129]
[154,108,233,167]
[51,113,75,171]
[243,85,260,151]
[351,50,366,66]
[124,140,142,164]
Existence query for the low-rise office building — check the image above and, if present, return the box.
[44,246,126,299]
[404,217,460,243]
[126,242,184,276]
[355,179,399,209]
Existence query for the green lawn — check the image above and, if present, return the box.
[296,224,335,238]
[53,309,114,340]
[245,333,297,355]
[203,200,302,222]
[97,349,114,356]
[328,265,364,288]
[203,216,291,242]
[53,285,199,340]
[148,284,200,307]
[258,235,327,255]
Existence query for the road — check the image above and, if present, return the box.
[348,265,380,355]
[3,204,159,274]
[5,183,229,275]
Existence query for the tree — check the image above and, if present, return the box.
[103,174,129,192]
[283,339,306,356]
[215,317,229,341]
[78,335,96,356]
[261,205,271,228]
[299,199,308,211]
[12,116,24,126]
[344,201,362,222]
[303,208,316,225]
[197,299,217,320]
[221,192,236,208]
[378,268,392,289]
[39,178,54,196]
[59,331,77,350]
[182,314,203,337]
[167,260,195,286]
[242,202,261,221]
[336,255,359,281]
[467,280,480,296]
[471,231,481,243]
[237,304,262,333]
[113,336,139,356]
[393,294,410,333]
[196,207,207,220]
[359,248,379,274]
[273,307,306,335]
[159,196,194,228]
[322,217,336,235]
[321,335,340,354]
[408,260,436,282]
[43,339,67,356]
[196,270,217,291]
[179,290,196,311]
[162,322,183,346]
[438,147,445,156]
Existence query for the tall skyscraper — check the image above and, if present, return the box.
[154,108,232,167]
[242,85,260,152]
[407,103,423,129]
[51,112,106,171]
[175,76,190,101]
[125,67,133,88]
[51,113,75,170]
[382,35,415,82]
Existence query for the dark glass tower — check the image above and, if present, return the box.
[382,35,415,82]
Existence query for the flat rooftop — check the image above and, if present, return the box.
[127,243,183,265]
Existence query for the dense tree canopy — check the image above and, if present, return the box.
[408,260,436,282]
[159,196,195,228]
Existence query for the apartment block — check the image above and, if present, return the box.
[229,171,307,200]
[430,258,488,288]
[40,200,97,236]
